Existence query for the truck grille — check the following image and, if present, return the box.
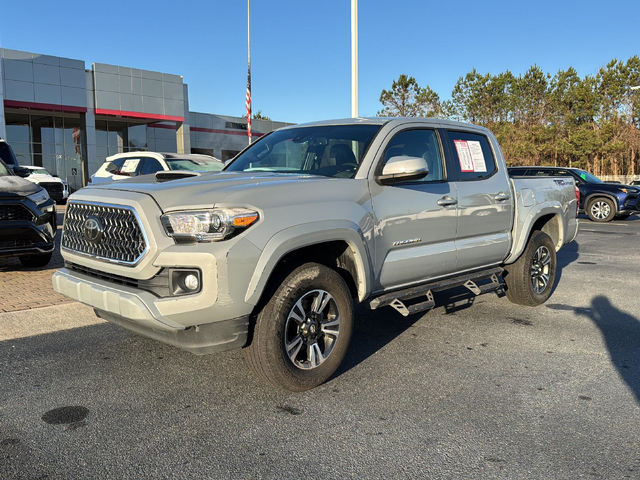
[0,239,33,250]
[39,182,63,194]
[0,204,34,222]
[62,202,148,265]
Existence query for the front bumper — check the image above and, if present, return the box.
[52,267,251,354]
[0,198,56,258]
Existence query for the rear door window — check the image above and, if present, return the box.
[139,158,164,175]
[445,131,497,181]
[105,158,143,176]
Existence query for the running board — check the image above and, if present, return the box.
[369,267,503,317]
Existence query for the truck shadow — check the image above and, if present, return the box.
[568,296,640,404]
[336,239,580,380]
[336,287,497,377]
[551,239,579,296]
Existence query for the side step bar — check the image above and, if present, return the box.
[369,267,503,317]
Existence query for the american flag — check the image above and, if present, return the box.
[246,66,252,143]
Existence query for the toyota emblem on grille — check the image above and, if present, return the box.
[83,216,104,243]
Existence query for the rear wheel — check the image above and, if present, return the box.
[503,231,556,306]
[587,197,615,222]
[243,262,354,391]
[19,252,53,268]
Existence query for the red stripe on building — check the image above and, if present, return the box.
[95,108,184,122]
[190,126,263,137]
[4,99,87,113]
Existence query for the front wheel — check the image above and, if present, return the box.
[503,231,557,307]
[587,197,615,222]
[243,263,354,391]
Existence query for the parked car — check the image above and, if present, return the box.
[0,158,57,267]
[21,166,70,204]
[509,166,640,222]
[54,118,579,391]
[631,180,640,186]
[90,152,224,184]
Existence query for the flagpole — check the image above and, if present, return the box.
[351,0,358,118]
[246,0,252,144]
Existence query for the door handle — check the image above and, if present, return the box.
[494,192,510,201]
[437,196,457,207]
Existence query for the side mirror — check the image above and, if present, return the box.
[13,166,30,178]
[377,156,429,185]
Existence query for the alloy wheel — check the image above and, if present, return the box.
[284,289,341,370]
[530,246,552,294]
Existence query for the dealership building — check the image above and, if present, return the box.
[0,48,291,191]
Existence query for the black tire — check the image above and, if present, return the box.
[19,252,53,268]
[503,231,556,307]
[587,197,616,222]
[243,262,354,392]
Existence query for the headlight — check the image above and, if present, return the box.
[161,208,259,242]
[27,189,50,206]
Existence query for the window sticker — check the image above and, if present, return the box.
[466,141,486,172]
[121,159,140,174]
[454,140,486,173]
[454,140,474,172]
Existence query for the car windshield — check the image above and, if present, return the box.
[166,158,224,172]
[575,169,603,184]
[224,124,383,178]
[29,168,52,176]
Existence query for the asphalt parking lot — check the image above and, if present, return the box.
[1,215,639,479]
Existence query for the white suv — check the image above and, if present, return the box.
[90,152,224,184]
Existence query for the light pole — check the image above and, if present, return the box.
[0,50,5,139]
[351,0,358,118]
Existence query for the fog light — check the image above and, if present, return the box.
[184,274,199,291]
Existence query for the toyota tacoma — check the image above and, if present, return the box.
[53,118,579,391]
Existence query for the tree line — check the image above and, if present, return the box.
[378,57,640,177]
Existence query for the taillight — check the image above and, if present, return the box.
[574,186,580,213]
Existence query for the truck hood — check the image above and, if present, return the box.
[82,171,359,211]
[0,175,43,197]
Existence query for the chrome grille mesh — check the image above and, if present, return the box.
[62,202,147,265]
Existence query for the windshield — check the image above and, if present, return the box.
[28,168,52,176]
[166,158,224,172]
[225,124,382,178]
[575,169,603,184]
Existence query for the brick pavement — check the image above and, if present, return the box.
[0,207,74,312]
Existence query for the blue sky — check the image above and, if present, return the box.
[1,0,638,123]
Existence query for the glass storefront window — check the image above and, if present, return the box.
[31,116,56,144]
[6,114,31,145]
[128,124,147,151]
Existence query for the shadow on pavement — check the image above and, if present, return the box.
[575,296,640,404]
[551,239,579,296]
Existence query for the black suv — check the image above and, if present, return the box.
[509,166,639,222]
[0,157,57,267]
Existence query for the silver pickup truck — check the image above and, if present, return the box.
[53,118,579,391]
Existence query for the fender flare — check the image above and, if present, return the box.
[244,220,373,305]
[583,192,619,213]
[504,204,565,265]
